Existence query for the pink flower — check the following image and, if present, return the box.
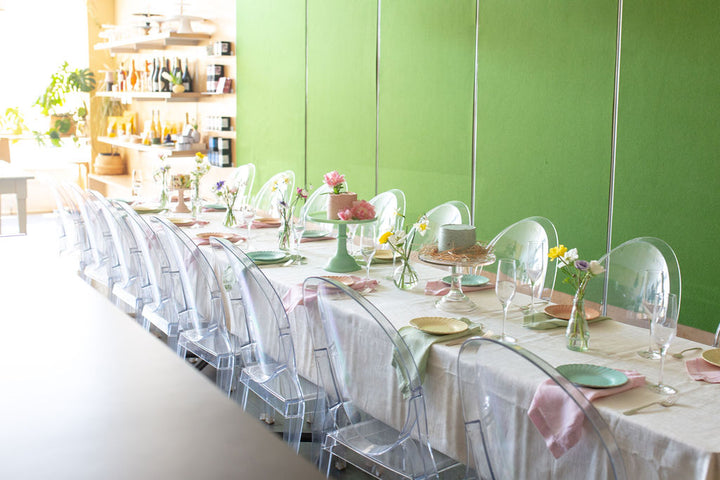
[323,171,346,193]
[337,208,353,221]
[350,200,375,220]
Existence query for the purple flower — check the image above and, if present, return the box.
[215,180,225,190]
[575,260,589,271]
[279,200,289,209]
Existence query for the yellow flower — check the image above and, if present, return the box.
[195,152,206,160]
[548,245,567,260]
[379,231,393,244]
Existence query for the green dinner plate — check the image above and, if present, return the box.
[302,230,329,239]
[203,203,227,211]
[441,274,490,287]
[247,250,289,264]
[556,364,628,389]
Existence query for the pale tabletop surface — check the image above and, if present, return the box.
[0,228,323,480]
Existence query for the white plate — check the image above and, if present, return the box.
[409,317,468,335]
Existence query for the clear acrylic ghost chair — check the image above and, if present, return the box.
[584,237,681,326]
[252,170,295,218]
[414,200,471,247]
[115,202,183,350]
[230,162,256,204]
[458,337,627,480]
[212,237,314,452]
[478,216,559,304]
[88,191,152,318]
[302,276,459,479]
[301,183,333,236]
[49,181,91,273]
[148,216,236,396]
[68,184,123,297]
[714,322,719,348]
[369,189,406,236]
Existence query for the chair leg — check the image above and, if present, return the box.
[284,414,304,453]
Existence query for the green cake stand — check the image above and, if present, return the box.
[308,212,377,273]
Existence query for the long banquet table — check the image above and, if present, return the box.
[194,218,720,480]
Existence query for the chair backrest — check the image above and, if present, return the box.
[302,276,439,478]
[458,337,627,480]
[714,322,720,348]
[252,170,295,218]
[584,237,681,324]
[230,162,256,205]
[415,200,471,247]
[147,216,229,337]
[485,216,559,303]
[369,189,406,236]
[300,183,337,235]
[211,238,300,384]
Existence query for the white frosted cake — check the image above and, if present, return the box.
[438,224,476,252]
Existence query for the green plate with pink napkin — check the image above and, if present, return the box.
[557,364,628,388]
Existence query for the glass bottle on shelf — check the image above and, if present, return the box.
[173,57,182,80]
[182,58,193,92]
[160,57,170,92]
[129,59,138,91]
[152,58,160,92]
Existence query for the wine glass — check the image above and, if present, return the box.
[347,224,359,257]
[358,224,377,280]
[493,258,517,343]
[649,293,678,395]
[524,241,544,313]
[131,169,143,197]
[290,213,306,260]
[638,269,665,360]
[238,203,256,249]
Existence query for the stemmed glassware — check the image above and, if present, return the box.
[638,269,665,360]
[493,258,517,343]
[131,169,143,198]
[649,293,678,395]
[238,203,256,249]
[524,241,544,313]
[290,213,306,261]
[358,224,377,280]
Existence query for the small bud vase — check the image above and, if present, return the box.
[566,285,590,352]
[393,258,419,290]
[278,207,292,252]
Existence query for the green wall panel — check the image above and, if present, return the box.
[474,0,617,263]
[378,0,476,223]
[236,0,306,193]
[614,1,720,331]
[306,0,377,200]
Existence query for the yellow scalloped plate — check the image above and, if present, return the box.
[544,304,600,321]
[323,276,355,287]
[701,348,720,368]
[195,231,235,240]
[409,317,468,335]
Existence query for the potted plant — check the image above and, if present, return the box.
[162,71,185,93]
[34,62,96,146]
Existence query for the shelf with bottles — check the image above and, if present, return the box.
[96,91,202,102]
[94,32,211,54]
[97,136,205,158]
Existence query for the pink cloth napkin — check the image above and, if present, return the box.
[424,280,494,296]
[252,221,281,229]
[192,234,245,246]
[528,370,645,459]
[282,276,379,313]
[301,235,335,243]
[686,357,720,383]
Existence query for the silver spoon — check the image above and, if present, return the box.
[623,395,677,416]
[672,347,703,359]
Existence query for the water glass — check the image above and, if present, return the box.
[238,204,256,248]
[131,169,143,197]
[359,224,377,280]
[524,241,544,312]
[649,293,678,395]
[290,214,306,257]
[638,269,665,360]
[493,258,517,343]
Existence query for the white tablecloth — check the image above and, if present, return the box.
[197,220,720,479]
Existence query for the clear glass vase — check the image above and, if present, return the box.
[393,257,419,290]
[278,213,291,252]
[223,207,237,228]
[159,176,170,210]
[566,287,590,352]
[190,183,202,220]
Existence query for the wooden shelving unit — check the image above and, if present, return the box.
[97,136,205,157]
[95,91,203,102]
[94,32,211,54]
[202,130,236,139]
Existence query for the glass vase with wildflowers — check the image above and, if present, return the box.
[153,153,170,209]
[548,245,606,351]
[278,187,308,251]
[379,214,429,290]
[212,180,240,227]
[190,152,211,218]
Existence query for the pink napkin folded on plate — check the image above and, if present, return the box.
[686,357,720,383]
[301,235,335,243]
[282,276,378,313]
[193,234,245,246]
[528,370,645,459]
[252,221,281,229]
[424,280,494,296]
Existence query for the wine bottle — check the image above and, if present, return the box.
[173,57,182,80]
[150,58,157,92]
[160,57,170,92]
[152,58,160,92]
[182,58,193,92]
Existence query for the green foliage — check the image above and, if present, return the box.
[35,62,96,116]
[0,107,28,136]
